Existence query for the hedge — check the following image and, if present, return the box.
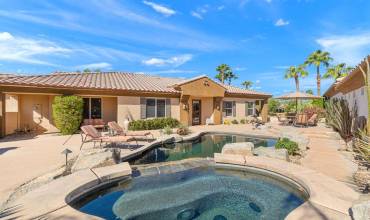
[129,118,180,131]
[275,137,299,155]
[52,96,83,135]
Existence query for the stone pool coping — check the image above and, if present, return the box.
[214,153,359,219]
[120,130,279,162]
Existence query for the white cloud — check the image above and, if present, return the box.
[191,11,203,20]
[275,18,289,26]
[316,32,370,65]
[265,0,272,3]
[76,62,112,70]
[191,5,209,20]
[0,32,70,65]
[274,65,290,69]
[256,80,261,84]
[142,1,176,17]
[147,69,197,74]
[217,5,225,11]
[235,67,247,71]
[142,54,192,67]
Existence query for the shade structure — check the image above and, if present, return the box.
[276,91,322,100]
[276,92,322,112]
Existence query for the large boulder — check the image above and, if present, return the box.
[351,199,370,220]
[253,147,289,161]
[221,142,254,157]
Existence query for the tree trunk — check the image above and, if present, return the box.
[316,66,321,96]
[295,76,300,92]
[221,70,224,83]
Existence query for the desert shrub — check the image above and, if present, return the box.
[275,138,299,155]
[52,96,83,135]
[231,119,239,124]
[223,119,231,125]
[240,119,246,124]
[129,117,179,131]
[177,124,190,136]
[163,125,173,135]
[268,98,281,113]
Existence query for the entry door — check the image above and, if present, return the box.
[192,100,201,125]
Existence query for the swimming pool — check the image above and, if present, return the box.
[74,163,306,220]
[131,133,276,165]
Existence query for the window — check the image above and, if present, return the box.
[245,101,255,116]
[223,101,234,117]
[83,98,102,119]
[146,98,166,118]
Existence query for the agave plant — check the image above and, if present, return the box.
[353,130,370,168]
[325,98,357,142]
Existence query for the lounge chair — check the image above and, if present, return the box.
[293,113,308,127]
[107,121,154,140]
[82,119,106,130]
[80,125,137,149]
[307,114,318,126]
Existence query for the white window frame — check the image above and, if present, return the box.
[223,101,234,117]
[146,98,167,118]
[245,101,255,116]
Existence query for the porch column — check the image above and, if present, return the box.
[213,97,222,125]
[179,95,190,126]
[0,92,4,137]
[261,98,269,123]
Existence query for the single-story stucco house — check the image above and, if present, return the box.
[0,72,271,136]
[324,56,369,119]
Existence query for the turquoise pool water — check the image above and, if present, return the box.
[131,133,276,165]
[76,165,305,220]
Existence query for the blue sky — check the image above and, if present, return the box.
[0,0,370,96]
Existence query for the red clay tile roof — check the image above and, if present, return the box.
[0,72,271,97]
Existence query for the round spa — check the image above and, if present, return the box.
[72,163,308,220]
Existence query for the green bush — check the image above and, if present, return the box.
[275,138,299,155]
[231,119,239,124]
[129,117,180,130]
[240,119,246,124]
[52,96,83,135]
[163,126,173,135]
[268,98,281,113]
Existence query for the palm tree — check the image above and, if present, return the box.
[215,64,237,85]
[215,64,230,83]
[323,63,353,80]
[305,50,333,96]
[242,80,253,89]
[284,65,308,92]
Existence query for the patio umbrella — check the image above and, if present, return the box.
[276,91,322,112]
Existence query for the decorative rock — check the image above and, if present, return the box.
[214,153,245,165]
[351,200,370,220]
[253,147,289,161]
[221,142,254,157]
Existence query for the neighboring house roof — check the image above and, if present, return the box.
[323,55,369,97]
[0,72,271,97]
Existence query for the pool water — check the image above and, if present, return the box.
[75,165,306,220]
[131,133,276,165]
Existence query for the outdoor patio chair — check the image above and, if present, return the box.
[82,119,106,130]
[107,121,154,140]
[293,113,308,127]
[80,125,137,149]
[307,114,318,126]
[206,113,215,125]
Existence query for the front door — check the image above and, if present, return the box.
[192,100,201,125]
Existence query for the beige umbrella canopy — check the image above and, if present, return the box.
[276,91,322,112]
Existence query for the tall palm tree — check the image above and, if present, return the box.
[215,64,237,85]
[242,80,253,89]
[215,64,230,83]
[323,63,353,80]
[305,50,333,96]
[284,65,308,92]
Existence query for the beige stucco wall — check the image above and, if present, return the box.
[222,97,259,121]
[102,97,117,123]
[170,98,180,121]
